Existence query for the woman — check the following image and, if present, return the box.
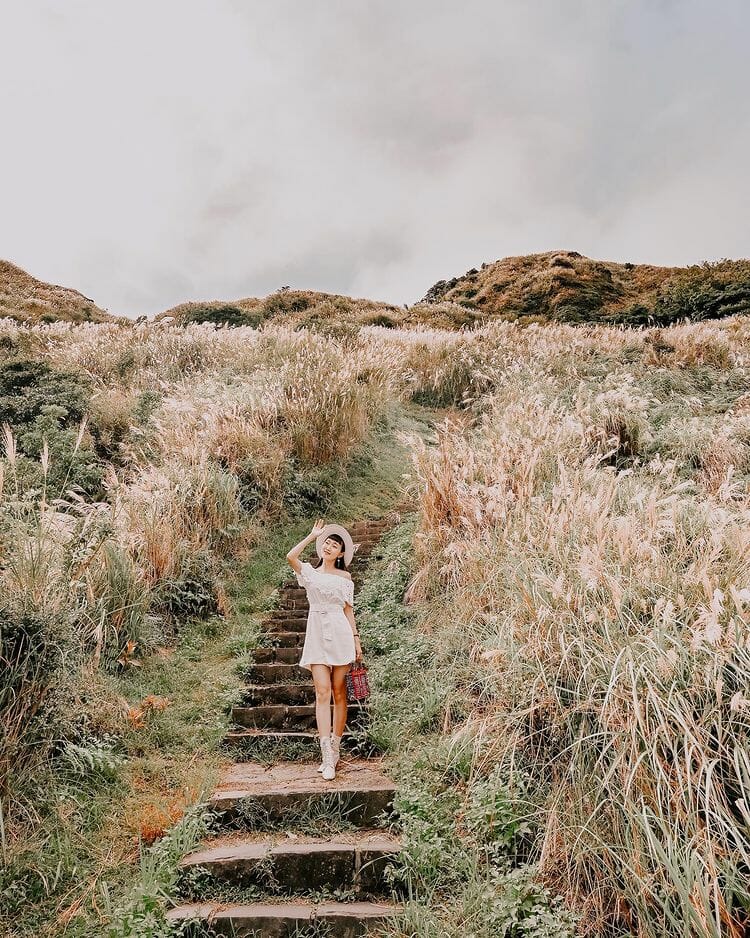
[286,518,362,780]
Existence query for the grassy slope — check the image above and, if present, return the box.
[420,250,750,326]
[0,260,122,325]
[8,401,441,938]
[152,289,403,330]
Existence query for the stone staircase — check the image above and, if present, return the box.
[167,515,402,937]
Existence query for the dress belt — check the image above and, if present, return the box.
[308,602,343,611]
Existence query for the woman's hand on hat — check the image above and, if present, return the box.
[310,518,327,538]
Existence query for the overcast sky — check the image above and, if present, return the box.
[1,1,748,317]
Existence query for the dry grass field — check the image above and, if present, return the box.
[0,285,749,935]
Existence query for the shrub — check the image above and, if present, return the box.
[363,312,397,328]
[0,357,90,428]
[182,304,262,328]
[151,551,221,625]
[0,357,103,497]
[652,260,750,325]
[260,291,311,319]
[0,606,72,795]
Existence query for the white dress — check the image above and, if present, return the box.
[294,561,356,670]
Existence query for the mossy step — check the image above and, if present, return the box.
[262,618,307,633]
[232,702,366,731]
[276,602,309,613]
[178,830,400,895]
[222,728,364,756]
[252,646,301,664]
[224,728,356,744]
[280,587,307,599]
[241,683,314,706]
[166,899,400,937]
[259,630,304,647]
[277,599,310,612]
[244,663,309,683]
[210,760,396,827]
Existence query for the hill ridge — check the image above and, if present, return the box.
[2,250,750,328]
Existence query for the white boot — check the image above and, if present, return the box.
[331,734,342,768]
[316,731,331,773]
[320,735,336,781]
[317,733,327,773]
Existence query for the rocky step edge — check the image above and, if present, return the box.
[207,760,396,829]
[166,899,399,937]
[231,702,367,732]
[175,829,400,897]
[168,761,401,936]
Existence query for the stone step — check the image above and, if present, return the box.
[210,760,396,827]
[222,728,365,757]
[259,630,304,647]
[224,728,355,745]
[178,830,400,895]
[278,599,310,611]
[282,587,307,600]
[242,683,314,706]
[166,900,400,937]
[263,618,307,633]
[252,646,300,665]
[232,702,365,731]
[244,663,309,684]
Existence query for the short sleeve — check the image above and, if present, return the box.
[294,561,313,589]
[343,577,354,606]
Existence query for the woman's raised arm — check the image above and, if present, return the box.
[286,518,327,574]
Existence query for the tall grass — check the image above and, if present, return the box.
[403,323,750,936]
[0,315,416,933]
[3,309,750,934]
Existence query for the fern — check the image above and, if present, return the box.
[59,737,125,780]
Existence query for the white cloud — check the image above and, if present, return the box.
[0,0,748,316]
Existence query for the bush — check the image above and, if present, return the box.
[652,260,750,325]
[363,312,397,328]
[151,551,221,625]
[182,304,262,328]
[281,462,339,516]
[0,606,73,795]
[0,358,90,427]
[260,291,311,319]
[0,357,103,497]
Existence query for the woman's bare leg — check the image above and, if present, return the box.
[311,664,332,737]
[331,665,350,737]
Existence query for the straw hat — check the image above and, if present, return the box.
[316,523,356,567]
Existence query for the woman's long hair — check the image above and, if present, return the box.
[314,533,348,570]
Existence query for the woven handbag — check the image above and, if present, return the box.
[346,662,370,702]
